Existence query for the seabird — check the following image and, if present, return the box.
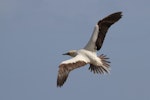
[57,12,122,87]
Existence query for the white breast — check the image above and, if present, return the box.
[78,49,102,66]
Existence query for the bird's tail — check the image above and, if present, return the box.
[89,54,111,74]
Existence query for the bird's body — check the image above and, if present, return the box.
[61,49,101,67]
[57,12,122,87]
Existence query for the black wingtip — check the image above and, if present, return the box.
[98,11,123,25]
[96,11,123,51]
[113,11,123,18]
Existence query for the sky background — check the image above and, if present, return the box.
[0,0,150,100]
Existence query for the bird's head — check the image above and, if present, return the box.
[63,50,77,57]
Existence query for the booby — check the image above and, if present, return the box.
[57,12,122,87]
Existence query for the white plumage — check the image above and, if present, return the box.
[84,25,99,52]
[57,12,122,87]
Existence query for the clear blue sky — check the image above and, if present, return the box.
[0,0,150,100]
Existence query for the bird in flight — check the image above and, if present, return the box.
[57,12,122,87]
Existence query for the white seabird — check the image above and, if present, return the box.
[57,12,122,87]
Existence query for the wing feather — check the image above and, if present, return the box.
[84,12,122,51]
[96,12,122,50]
[57,55,89,87]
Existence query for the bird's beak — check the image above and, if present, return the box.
[62,52,69,55]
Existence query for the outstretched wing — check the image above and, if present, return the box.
[84,12,122,51]
[57,55,89,87]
